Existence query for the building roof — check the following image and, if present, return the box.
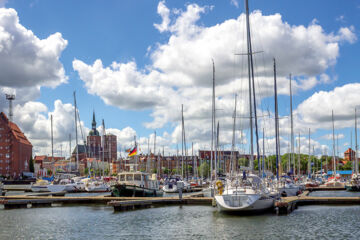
[34,155,47,163]
[327,170,353,175]
[344,148,355,154]
[47,156,65,162]
[72,144,87,154]
[0,112,32,146]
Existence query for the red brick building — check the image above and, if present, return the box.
[103,134,117,162]
[0,112,32,178]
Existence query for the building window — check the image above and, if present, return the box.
[0,160,2,163]
[6,153,10,158]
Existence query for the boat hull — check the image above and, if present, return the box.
[162,184,178,193]
[215,194,274,213]
[111,184,163,197]
[31,185,49,192]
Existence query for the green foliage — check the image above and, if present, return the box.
[238,158,249,167]
[47,169,52,176]
[340,160,352,170]
[171,169,178,175]
[29,156,34,173]
[84,168,89,175]
[199,162,210,178]
[163,168,170,174]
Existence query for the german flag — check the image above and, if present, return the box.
[128,146,137,157]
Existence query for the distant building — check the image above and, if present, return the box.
[103,134,117,162]
[0,112,32,178]
[85,111,117,162]
[343,148,358,165]
[87,111,101,159]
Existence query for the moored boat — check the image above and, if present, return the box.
[215,174,274,213]
[111,171,163,197]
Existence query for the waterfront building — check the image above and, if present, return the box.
[0,112,32,178]
[343,148,359,165]
[86,112,117,163]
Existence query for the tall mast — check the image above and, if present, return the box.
[355,108,358,174]
[289,74,294,174]
[216,121,219,177]
[154,130,156,173]
[298,133,301,176]
[147,137,150,173]
[181,104,184,178]
[332,110,336,176]
[231,94,237,176]
[308,128,311,178]
[102,119,105,177]
[211,59,216,181]
[245,0,254,170]
[262,128,265,177]
[273,58,280,180]
[351,130,353,173]
[69,133,71,172]
[73,91,79,171]
[51,114,54,175]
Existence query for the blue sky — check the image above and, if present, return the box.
[1,0,360,157]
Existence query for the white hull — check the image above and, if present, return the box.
[31,185,49,192]
[162,184,178,193]
[85,184,109,192]
[202,187,213,197]
[47,184,67,192]
[215,194,274,212]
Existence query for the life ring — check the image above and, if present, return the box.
[216,180,224,195]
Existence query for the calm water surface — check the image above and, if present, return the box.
[1,191,360,239]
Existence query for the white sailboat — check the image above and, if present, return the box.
[215,0,275,213]
[215,174,274,212]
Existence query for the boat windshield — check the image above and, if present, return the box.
[119,174,125,181]
[134,174,142,181]
[126,175,133,181]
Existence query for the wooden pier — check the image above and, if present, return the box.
[275,190,360,215]
[0,194,212,210]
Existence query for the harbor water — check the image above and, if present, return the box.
[1,191,360,239]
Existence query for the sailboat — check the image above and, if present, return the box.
[346,109,360,191]
[321,110,345,188]
[215,0,274,213]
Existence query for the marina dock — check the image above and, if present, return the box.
[0,194,212,210]
[275,190,360,215]
[1,187,360,213]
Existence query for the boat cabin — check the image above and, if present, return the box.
[117,171,159,189]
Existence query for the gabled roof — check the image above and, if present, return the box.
[0,112,32,146]
[72,144,87,154]
[344,148,355,154]
[34,155,47,163]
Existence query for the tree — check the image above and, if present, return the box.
[84,168,89,175]
[199,162,210,178]
[29,156,34,173]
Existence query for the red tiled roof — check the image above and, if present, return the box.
[1,112,32,146]
[47,157,65,161]
[34,155,47,163]
[344,148,354,154]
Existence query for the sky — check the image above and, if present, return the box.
[0,0,359,158]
